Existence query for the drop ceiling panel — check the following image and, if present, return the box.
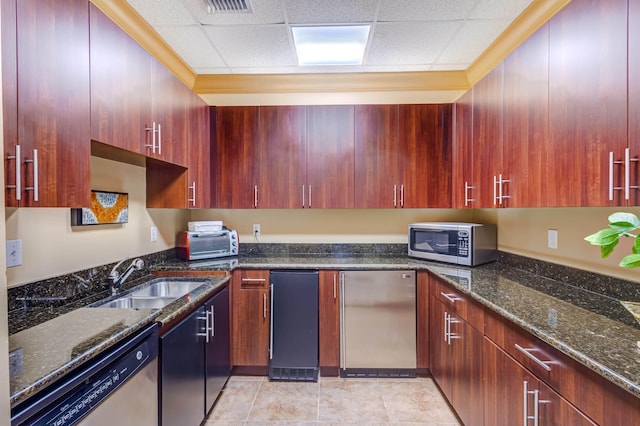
[377,0,478,21]
[366,21,462,66]
[154,26,227,69]
[437,19,511,64]
[284,0,379,24]
[203,25,296,68]
[470,0,533,19]
[128,0,197,25]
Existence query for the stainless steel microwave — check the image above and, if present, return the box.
[408,222,497,266]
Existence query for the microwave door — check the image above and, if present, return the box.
[414,230,456,255]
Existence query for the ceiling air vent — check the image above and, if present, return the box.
[203,0,253,14]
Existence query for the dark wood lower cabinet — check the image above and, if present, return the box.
[484,338,595,426]
[318,270,340,375]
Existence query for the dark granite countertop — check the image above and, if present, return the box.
[9,274,232,408]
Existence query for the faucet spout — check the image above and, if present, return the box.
[109,258,145,295]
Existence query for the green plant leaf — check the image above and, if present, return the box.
[608,212,640,228]
[609,223,638,234]
[620,253,640,268]
[633,236,640,255]
[600,239,619,258]
[584,228,623,246]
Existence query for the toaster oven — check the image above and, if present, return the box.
[176,228,238,261]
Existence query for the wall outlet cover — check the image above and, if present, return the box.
[253,224,261,236]
[548,229,558,249]
[6,239,22,267]
[151,226,158,242]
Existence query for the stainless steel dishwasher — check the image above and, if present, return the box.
[11,324,158,426]
[340,270,416,378]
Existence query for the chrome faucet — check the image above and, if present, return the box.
[109,258,145,295]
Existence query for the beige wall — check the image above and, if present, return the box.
[4,156,188,288]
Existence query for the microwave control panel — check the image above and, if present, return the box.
[457,231,470,257]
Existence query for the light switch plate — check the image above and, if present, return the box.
[150,226,158,242]
[548,229,558,249]
[6,239,22,267]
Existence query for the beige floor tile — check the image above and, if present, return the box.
[203,421,245,426]
[207,378,262,422]
[248,381,319,422]
[378,379,458,424]
[318,380,388,423]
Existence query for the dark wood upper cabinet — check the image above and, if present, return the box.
[8,0,91,207]
[547,0,628,207]
[400,104,452,208]
[185,99,212,208]
[453,91,474,209]
[256,106,307,208]
[306,105,355,208]
[354,105,400,208]
[90,4,151,156]
[628,0,640,206]
[214,106,260,208]
[502,23,549,208]
[2,0,18,207]
[472,63,504,208]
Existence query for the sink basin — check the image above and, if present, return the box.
[93,278,207,309]
[130,280,204,298]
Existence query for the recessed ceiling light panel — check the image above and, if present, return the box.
[292,25,370,66]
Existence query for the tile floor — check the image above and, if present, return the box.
[204,375,462,425]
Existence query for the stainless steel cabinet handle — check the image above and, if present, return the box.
[493,175,499,205]
[443,312,449,343]
[157,123,162,155]
[6,144,21,201]
[523,381,529,426]
[609,151,624,201]
[523,381,540,426]
[188,181,196,206]
[333,273,337,299]
[440,292,459,304]
[242,278,266,283]
[269,284,274,359]
[24,149,38,202]
[499,174,511,202]
[393,184,397,207]
[254,185,258,208]
[464,181,475,206]
[145,122,157,153]
[340,272,345,369]
[308,185,312,208]
[302,185,305,208]
[263,292,267,319]
[400,184,404,208]
[197,311,210,343]
[625,147,640,199]
[515,343,552,372]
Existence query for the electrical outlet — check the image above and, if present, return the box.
[253,224,261,237]
[548,229,558,249]
[6,239,22,267]
[150,226,158,242]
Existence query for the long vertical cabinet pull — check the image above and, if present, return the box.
[443,312,449,342]
[308,185,312,208]
[493,175,498,206]
[625,148,640,199]
[393,185,397,207]
[464,182,475,207]
[609,151,624,200]
[340,272,346,369]
[254,185,258,208]
[499,174,511,204]
[263,292,267,318]
[400,184,404,208]
[333,273,337,299]
[493,174,511,206]
[188,182,196,207]
[197,309,210,343]
[210,305,215,338]
[157,124,162,155]
[6,144,21,201]
[302,185,305,208]
[24,149,38,202]
[523,381,540,426]
[145,122,157,153]
[269,284,274,360]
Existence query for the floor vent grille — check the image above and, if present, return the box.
[340,368,417,378]
[269,367,318,382]
[203,0,253,14]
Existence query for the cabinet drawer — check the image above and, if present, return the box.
[236,270,270,289]
[430,273,484,332]
[485,309,640,426]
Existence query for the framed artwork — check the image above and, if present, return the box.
[71,191,128,226]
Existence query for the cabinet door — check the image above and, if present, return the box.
[306,105,355,208]
[472,64,503,208]
[399,104,452,208]
[257,106,307,208]
[186,100,213,208]
[502,23,549,208]
[319,270,340,374]
[89,4,151,155]
[429,296,453,399]
[628,0,640,206]
[205,286,230,414]
[416,272,429,370]
[215,106,259,208]
[548,0,627,206]
[355,105,400,208]
[3,0,18,206]
[148,59,189,167]
[161,306,206,426]
[231,270,270,367]
[17,0,91,207]
[453,91,474,208]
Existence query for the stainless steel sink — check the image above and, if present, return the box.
[94,278,207,309]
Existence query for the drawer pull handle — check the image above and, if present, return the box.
[242,278,266,282]
[440,292,460,303]
[515,344,552,372]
